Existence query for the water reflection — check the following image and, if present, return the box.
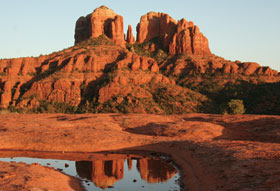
[76,159,125,189]
[76,158,177,189]
[136,158,177,183]
[0,152,180,191]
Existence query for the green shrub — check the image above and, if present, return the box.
[76,35,114,48]
[224,99,245,115]
[36,101,78,114]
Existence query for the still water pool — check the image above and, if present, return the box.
[0,153,181,191]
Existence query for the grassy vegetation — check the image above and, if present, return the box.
[0,72,6,76]
[223,99,245,115]
[76,35,115,48]
[127,37,168,63]
[180,75,280,115]
[34,101,78,114]
[152,85,209,114]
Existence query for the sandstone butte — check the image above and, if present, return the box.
[75,5,126,47]
[0,5,279,112]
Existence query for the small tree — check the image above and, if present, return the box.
[224,99,245,115]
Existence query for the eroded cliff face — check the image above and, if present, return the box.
[0,37,166,109]
[136,12,211,56]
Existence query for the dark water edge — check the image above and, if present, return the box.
[0,152,181,191]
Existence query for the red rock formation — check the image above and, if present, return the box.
[74,6,125,47]
[163,55,280,78]
[0,81,12,108]
[136,12,177,50]
[136,13,211,56]
[126,25,135,44]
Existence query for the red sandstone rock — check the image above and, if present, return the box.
[190,26,211,56]
[109,15,125,47]
[151,62,159,73]
[126,25,135,44]
[74,6,125,47]
[0,81,12,108]
[136,12,211,56]
[136,12,177,50]
[242,62,260,75]
[140,57,149,70]
[74,16,90,44]
[131,56,141,71]
[169,29,192,55]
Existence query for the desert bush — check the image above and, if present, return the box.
[224,99,245,115]
[77,35,114,48]
[36,101,78,114]
[128,37,168,64]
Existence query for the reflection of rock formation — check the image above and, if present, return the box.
[127,159,133,170]
[76,157,177,189]
[136,158,177,183]
[76,159,124,189]
[75,161,92,180]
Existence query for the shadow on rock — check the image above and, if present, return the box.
[183,115,280,143]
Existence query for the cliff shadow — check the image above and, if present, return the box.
[17,57,72,104]
[16,51,126,107]
[125,122,170,136]
[183,115,280,144]
[111,140,235,191]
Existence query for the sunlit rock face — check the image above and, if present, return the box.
[136,12,211,56]
[74,6,125,47]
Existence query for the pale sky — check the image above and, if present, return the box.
[0,0,279,70]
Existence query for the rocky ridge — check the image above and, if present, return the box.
[0,5,279,114]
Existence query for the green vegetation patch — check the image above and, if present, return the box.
[127,37,168,63]
[76,35,115,48]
